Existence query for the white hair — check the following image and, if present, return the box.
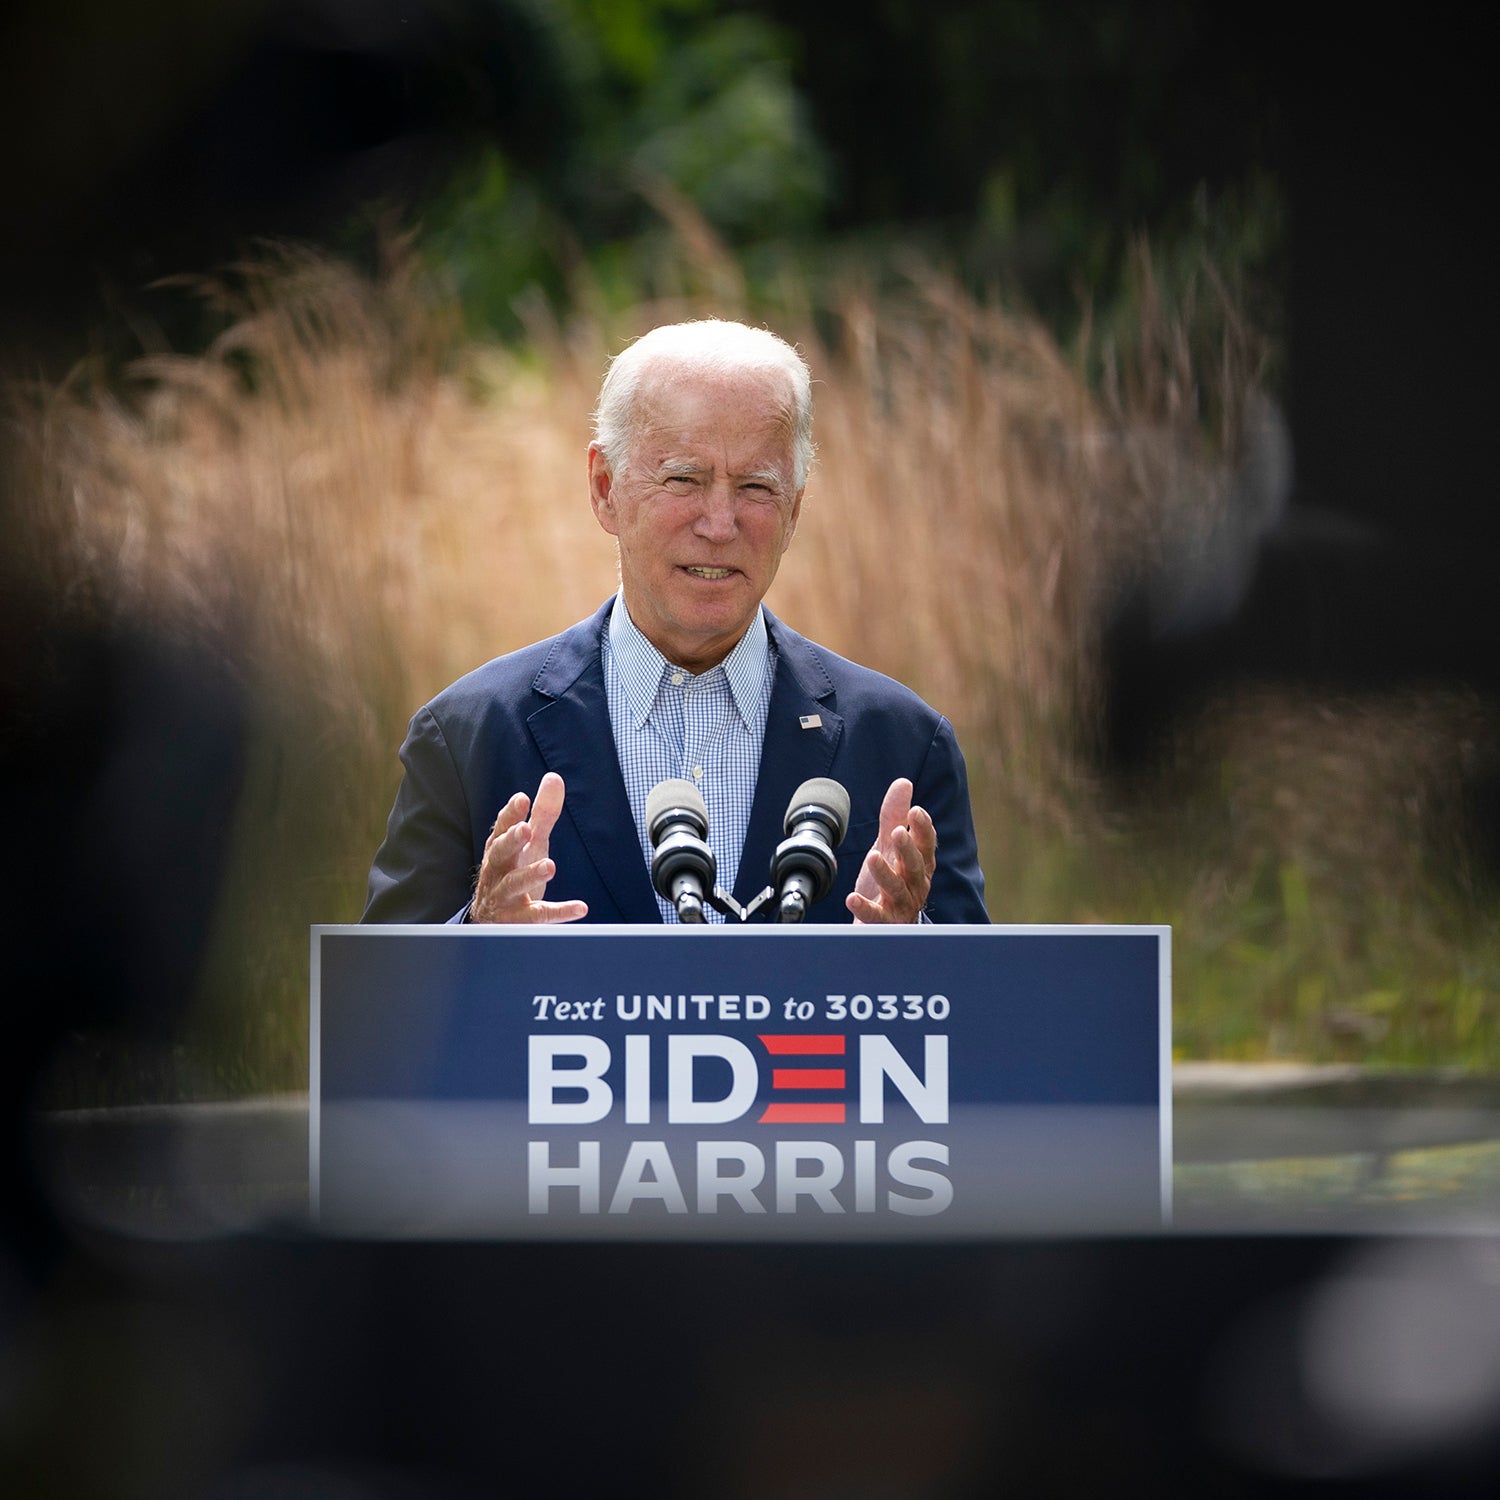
[591,319,814,489]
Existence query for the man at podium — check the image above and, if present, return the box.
[363,320,988,927]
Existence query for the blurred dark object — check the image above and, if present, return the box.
[0,0,557,1276]
[0,577,248,1280]
[1096,13,1500,866]
[5,1234,1500,1496]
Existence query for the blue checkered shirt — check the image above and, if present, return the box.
[603,596,775,922]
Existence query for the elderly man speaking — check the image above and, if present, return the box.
[363,319,988,926]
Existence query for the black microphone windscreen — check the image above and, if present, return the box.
[785,777,850,844]
[646,778,709,840]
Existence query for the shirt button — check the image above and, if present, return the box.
[670,672,684,686]
[691,766,703,780]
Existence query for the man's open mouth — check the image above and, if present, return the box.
[683,566,734,579]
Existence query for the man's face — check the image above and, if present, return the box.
[588,367,804,673]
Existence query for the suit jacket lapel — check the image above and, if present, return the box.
[733,613,844,906]
[527,601,661,923]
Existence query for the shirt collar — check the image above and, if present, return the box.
[607,594,770,731]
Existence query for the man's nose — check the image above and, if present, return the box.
[693,480,738,542]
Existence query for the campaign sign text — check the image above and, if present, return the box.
[310,925,1170,1238]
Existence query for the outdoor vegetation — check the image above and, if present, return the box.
[8,0,1498,1100]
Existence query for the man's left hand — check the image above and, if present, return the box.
[846,778,936,924]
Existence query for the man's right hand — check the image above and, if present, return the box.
[469,772,589,924]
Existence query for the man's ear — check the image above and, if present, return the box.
[782,487,805,552]
[587,443,619,536]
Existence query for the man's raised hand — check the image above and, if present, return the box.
[469,772,589,924]
[846,777,936,924]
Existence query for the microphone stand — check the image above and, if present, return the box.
[703,885,782,923]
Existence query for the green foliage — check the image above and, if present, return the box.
[418,0,828,337]
[409,1,1287,430]
[619,16,827,237]
[967,747,1500,1073]
[419,148,570,341]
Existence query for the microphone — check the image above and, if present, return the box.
[770,777,850,921]
[646,779,716,923]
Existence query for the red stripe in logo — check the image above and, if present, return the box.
[772,1068,846,1090]
[758,1034,846,1055]
[759,1103,846,1124]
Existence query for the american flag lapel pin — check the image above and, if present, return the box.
[799,713,822,729]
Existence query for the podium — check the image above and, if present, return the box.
[311,924,1170,1237]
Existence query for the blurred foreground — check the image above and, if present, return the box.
[6,1224,1500,1496]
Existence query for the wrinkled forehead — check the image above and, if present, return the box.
[631,359,799,444]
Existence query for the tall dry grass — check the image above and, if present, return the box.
[8,237,1496,1094]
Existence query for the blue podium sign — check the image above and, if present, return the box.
[311,924,1170,1237]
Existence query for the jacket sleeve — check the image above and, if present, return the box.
[362,705,478,924]
[914,716,990,923]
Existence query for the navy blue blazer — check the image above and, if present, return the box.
[362,599,988,924]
